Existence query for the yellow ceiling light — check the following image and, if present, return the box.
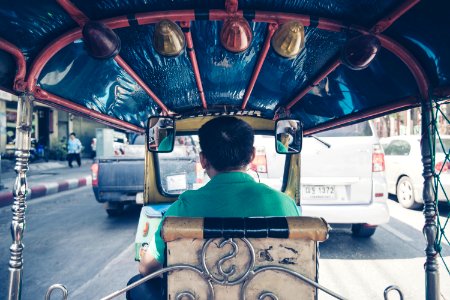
[153,20,186,57]
[271,21,305,58]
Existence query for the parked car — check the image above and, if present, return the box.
[300,121,389,237]
[380,135,450,209]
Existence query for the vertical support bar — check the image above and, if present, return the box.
[8,94,33,300]
[241,23,278,110]
[420,96,440,300]
[181,22,207,109]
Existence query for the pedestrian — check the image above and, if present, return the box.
[67,132,82,168]
[91,137,97,159]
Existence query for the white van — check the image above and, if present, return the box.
[300,121,389,237]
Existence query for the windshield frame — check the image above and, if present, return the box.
[153,131,291,198]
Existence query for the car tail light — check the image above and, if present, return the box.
[435,161,450,173]
[195,162,203,183]
[250,147,268,173]
[91,163,99,186]
[372,144,385,172]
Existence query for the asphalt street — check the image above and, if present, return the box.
[0,188,449,300]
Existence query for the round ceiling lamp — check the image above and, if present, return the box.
[153,20,186,57]
[82,22,121,59]
[271,21,305,58]
[341,35,381,70]
[220,17,253,53]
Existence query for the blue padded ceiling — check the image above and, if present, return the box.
[0,0,448,132]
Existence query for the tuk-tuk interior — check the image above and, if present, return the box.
[144,116,300,203]
[1,0,449,299]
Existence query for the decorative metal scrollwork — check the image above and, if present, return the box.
[176,291,196,300]
[99,265,214,300]
[45,284,68,300]
[100,238,345,300]
[202,238,255,285]
[258,291,279,300]
[241,266,346,300]
[216,239,238,280]
[384,285,403,300]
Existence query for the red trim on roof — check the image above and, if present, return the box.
[285,58,341,110]
[241,23,278,110]
[304,96,419,135]
[21,6,430,123]
[34,88,144,133]
[182,22,207,109]
[370,0,420,33]
[0,38,26,91]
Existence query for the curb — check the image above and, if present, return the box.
[0,176,92,208]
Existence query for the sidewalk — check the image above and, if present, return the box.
[0,159,92,207]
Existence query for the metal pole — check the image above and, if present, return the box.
[420,96,440,300]
[0,154,3,189]
[8,93,33,300]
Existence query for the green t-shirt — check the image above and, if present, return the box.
[276,140,288,153]
[148,172,301,264]
[158,132,174,152]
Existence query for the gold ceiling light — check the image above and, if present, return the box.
[153,20,186,57]
[271,21,305,58]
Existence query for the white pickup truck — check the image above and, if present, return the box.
[300,121,390,237]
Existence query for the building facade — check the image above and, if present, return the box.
[0,91,107,158]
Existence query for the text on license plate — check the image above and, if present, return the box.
[302,185,336,199]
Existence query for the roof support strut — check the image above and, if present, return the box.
[0,38,26,91]
[34,88,144,132]
[55,0,170,114]
[20,2,429,128]
[181,22,207,109]
[283,0,423,112]
[241,23,278,110]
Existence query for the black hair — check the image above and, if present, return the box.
[70,132,76,137]
[199,116,254,172]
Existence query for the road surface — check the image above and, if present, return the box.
[0,188,449,299]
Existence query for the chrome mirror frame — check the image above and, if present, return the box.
[146,116,176,153]
[274,118,303,154]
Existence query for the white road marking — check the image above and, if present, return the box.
[381,223,414,242]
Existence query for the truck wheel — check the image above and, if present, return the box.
[351,224,377,238]
[104,203,124,217]
[396,176,421,209]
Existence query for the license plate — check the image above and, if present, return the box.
[302,185,336,199]
[167,174,187,192]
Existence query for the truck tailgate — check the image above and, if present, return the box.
[98,158,144,192]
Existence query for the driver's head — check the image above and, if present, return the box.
[199,116,254,172]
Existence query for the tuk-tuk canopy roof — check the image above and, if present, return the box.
[0,0,449,133]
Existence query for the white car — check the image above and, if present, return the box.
[300,121,390,237]
[154,124,389,238]
[381,135,450,209]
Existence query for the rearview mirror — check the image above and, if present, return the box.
[147,116,176,153]
[275,119,303,154]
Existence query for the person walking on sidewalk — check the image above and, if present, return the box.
[67,132,82,168]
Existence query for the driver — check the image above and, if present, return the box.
[127,116,300,300]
